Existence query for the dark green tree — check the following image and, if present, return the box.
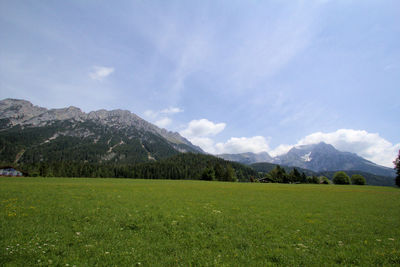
[300,172,307,183]
[289,168,302,183]
[214,163,225,180]
[223,165,237,182]
[201,167,215,181]
[306,176,320,184]
[269,165,288,183]
[333,171,351,185]
[351,174,366,185]
[394,150,400,187]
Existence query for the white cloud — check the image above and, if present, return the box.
[144,107,183,118]
[269,129,400,167]
[189,137,217,154]
[154,117,172,128]
[143,107,183,129]
[269,144,294,157]
[180,119,226,139]
[89,66,114,81]
[215,136,270,154]
[160,107,184,115]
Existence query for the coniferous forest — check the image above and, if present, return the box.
[5,153,259,182]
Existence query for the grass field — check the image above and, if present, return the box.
[1,177,399,266]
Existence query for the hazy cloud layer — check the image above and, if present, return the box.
[89,66,114,81]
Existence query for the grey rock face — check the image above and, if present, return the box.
[0,98,47,125]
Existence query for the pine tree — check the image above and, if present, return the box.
[394,150,400,187]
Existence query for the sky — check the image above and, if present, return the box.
[1,0,399,167]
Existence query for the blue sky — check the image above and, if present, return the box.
[1,0,399,167]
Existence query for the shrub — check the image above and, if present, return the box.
[351,174,366,185]
[307,176,320,184]
[333,171,350,185]
[319,176,331,184]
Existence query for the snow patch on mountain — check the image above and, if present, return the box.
[301,152,312,162]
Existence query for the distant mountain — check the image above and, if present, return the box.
[217,142,396,186]
[0,98,203,165]
[273,142,395,177]
[217,152,273,165]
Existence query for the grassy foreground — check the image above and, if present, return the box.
[1,178,399,266]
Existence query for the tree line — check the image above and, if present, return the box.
[6,153,258,182]
[260,165,366,185]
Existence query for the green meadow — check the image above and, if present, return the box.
[1,177,399,266]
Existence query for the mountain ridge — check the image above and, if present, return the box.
[218,142,395,178]
[0,98,203,165]
[0,98,203,153]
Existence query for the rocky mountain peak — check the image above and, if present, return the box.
[0,98,47,125]
[0,98,204,153]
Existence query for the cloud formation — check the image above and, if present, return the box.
[215,136,270,154]
[180,119,271,154]
[144,107,183,129]
[89,66,114,81]
[180,119,226,139]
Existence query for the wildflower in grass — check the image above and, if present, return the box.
[76,232,81,236]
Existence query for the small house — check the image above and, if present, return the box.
[0,166,27,177]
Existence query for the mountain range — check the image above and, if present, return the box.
[218,142,396,184]
[0,98,396,186]
[218,143,395,178]
[0,98,202,165]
